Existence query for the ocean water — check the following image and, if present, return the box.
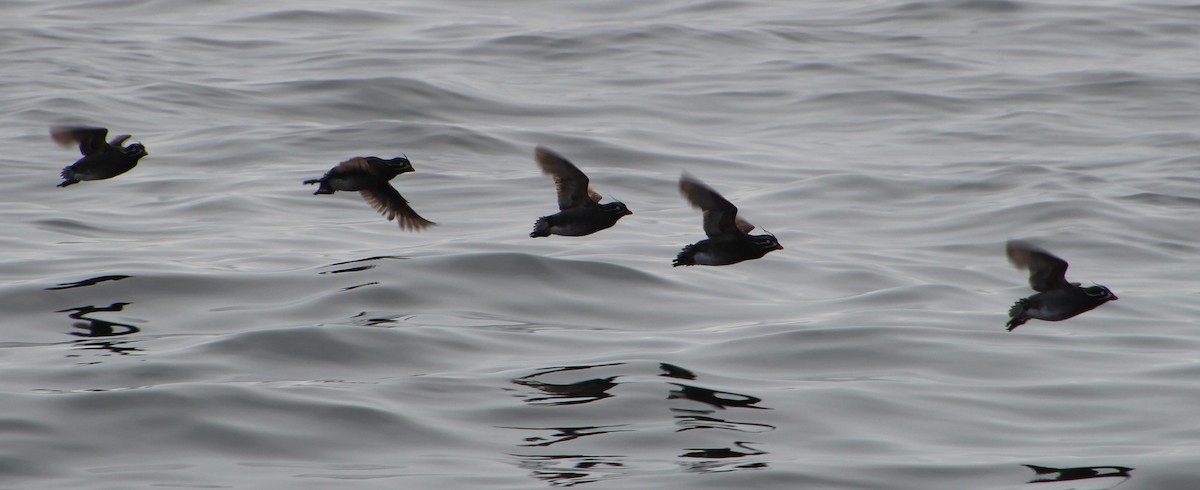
[2,0,1199,488]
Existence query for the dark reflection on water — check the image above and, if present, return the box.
[320,255,406,275]
[326,255,406,267]
[667,383,770,411]
[681,441,766,459]
[679,442,769,474]
[350,312,398,326]
[661,364,772,472]
[45,275,131,290]
[321,264,375,274]
[341,282,379,291]
[1024,464,1133,488]
[679,459,768,474]
[507,364,632,486]
[507,362,773,484]
[59,303,140,337]
[503,425,634,447]
[57,302,143,357]
[658,362,697,380]
[512,363,624,406]
[666,367,775,433]
[672,412,775,433]
[511,454,627,487]
[320,256,403,289]
[67,338,143,357]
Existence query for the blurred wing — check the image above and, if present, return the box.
[50,126,110,155]
[361,184,436,231]
[1006,240,1070,291]
[336,157,374,174]
[108,134,132,147]
[679,173,741,238]
[734,216,755,234]
[587,187,603,203]
[535,146,591,210]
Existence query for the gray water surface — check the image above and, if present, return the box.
[3,1,1199,488]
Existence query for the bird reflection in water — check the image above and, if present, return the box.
[319,256,406,291]
[661,363,773,473]
[511,454,627,487]
[45,275,130,290]
[658,362,697,380]
[507,364,630,485]
[350,312,400,326]
[679,442,769,474]
[58,302,143,356]
[503,424,633,448]
[668,383,769,410]
[507,362,773,482]
[1023,464,1133,489]
[663,363,774,433]
[512,363,624,406]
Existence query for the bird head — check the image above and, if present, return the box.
[603,201,633,217]
[1085,284,1117,301]
[753,229,783,251]
[124,143,149,158]
[383,155,415,174]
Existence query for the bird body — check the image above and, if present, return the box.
[1005,240,1116,331]
[531,204,630,237]
[304,156,435,231]
[674,173,781,267]
[674,235,781,267]
[51,126,148,187]
[530,146,631,238]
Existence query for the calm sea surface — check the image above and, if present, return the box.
[2,0,1200,488]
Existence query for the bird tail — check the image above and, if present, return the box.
[529,217,551,238]
[672,245,697,267]
[303,179,334,195]
[1006,299,1029,331]
[58,167,78,187]
[1022,465,1057,475]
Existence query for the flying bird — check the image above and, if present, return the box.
[530,146,631,237]
[51,126,148,187]
[1005,240,1116,331]
[304,156,435,231]
[673,173,781,266]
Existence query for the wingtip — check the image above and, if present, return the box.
[534,145,558,161]
[394,215,437,232]
[1005,317,1023,331]
[678,170,700,185]
[1005,239,1033,269]
[677,172,703,197]
[49,127,74,147]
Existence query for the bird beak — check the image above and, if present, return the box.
[1110,294,1118,301]
[624,210,633,216]
[775,244,784,250]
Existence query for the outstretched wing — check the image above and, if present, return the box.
[679,173,744,239]
[336,156,375,175]
[536,146,593,210]
[51,126,110,155]
[734,216,755,234]
[1006,240,1071,291]
[360,184,436,231]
